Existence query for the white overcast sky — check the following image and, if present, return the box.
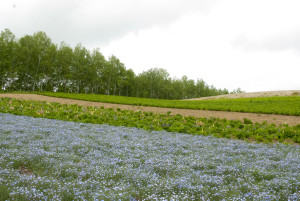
[1,0,300,92]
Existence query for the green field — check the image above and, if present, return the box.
[39,92,300,116]
[1,97,299,144]
[1,94,300,200]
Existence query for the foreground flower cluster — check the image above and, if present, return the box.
[0,113,299,200]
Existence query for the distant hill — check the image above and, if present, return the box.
[185,90,300,100]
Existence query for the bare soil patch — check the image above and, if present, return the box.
[1,93,299,126]
[185,90,300,100]
[19,166,32,175]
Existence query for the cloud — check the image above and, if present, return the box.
[227,0,300,53]
[0,0,219,47]
[232,31,300,52]
[1,0,299,92]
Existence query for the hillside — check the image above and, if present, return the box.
[186,90,300,100]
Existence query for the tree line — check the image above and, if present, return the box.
[0,29,236,99]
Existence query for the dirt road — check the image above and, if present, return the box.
[1,94,299,126]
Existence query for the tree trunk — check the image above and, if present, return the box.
[33,56,41,92]
[32,81,36,92]
[1,76,4,90]
[113,82,116,96]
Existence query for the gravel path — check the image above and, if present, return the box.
[1,93,300,126]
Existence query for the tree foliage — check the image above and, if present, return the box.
[0,29,234,99]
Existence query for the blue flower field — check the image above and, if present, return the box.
[0,113,299,200]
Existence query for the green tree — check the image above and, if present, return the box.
[137,68,170,99]
[31,31,53,91]
[17,34,35,90]
[89,48,106,94]
[54,42,73,92]
[0,29,17,90]
[16,31,53,91]
[123,69,136,96]
[231,87,245,94]
[71,44,91,93]
[0,28,233,99]
[103,55,126,95]
[39,41,57,91]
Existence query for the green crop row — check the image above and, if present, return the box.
[1,98,299,144]
[38,92,300,116]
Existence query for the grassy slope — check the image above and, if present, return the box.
[39,92,300,116]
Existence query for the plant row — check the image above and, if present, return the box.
[1,98,299,143]
[40,92,300,116]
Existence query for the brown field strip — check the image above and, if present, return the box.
[0,94,299,126]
